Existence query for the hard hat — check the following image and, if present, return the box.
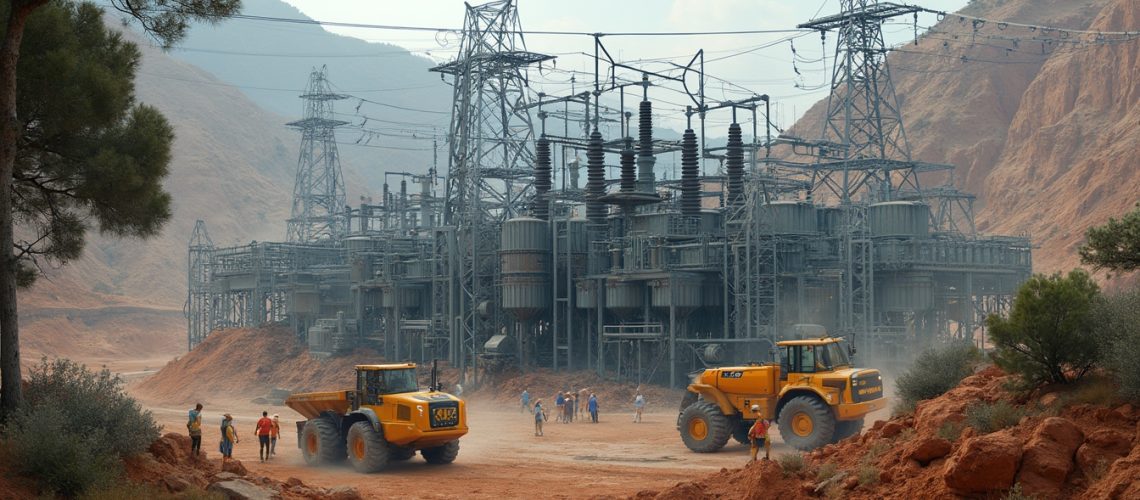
[750,405,760,411]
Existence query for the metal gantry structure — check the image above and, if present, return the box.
[286,66,349,244]
[185,0,1033,384]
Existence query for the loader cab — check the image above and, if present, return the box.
[778,338,852,378]
[354,363,420,406]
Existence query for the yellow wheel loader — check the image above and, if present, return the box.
[284,361,468,473]
[677,337,885,452]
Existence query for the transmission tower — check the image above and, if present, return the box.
[286,66,349,243]
[186,220,215,350]
[430,0,553,378]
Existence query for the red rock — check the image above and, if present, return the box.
[879,470,893,483]
[1077,429,1133,474]
[872,420,885,431]
[843,476,859,490]
[881,421,905,438]
[163,475,192,493]
[1016,418,1083,497]
[222,459,249,476]
[943,431,1023,494]
[906,437,953,465]
[915,386,985,435]
[149,433,193,465]
[285,477,304,488]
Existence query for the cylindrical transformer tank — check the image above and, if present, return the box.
[650,276,703,317]
[501,275,551,321]
[605,279,644,318]
[500,217,551,321]
[766,201,818,234]
[869,201,930,238]
[381,285,422,310]
[876,272,934,312]
[500,217,551,252]
[816,207,843,236]
[575,279,601,309]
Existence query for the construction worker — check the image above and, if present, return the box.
[533,400,547,436]
[578,387,590,420]
[187,403,203,458]
[255,411,274,462]
[633,392,645,423]
[555,392,565,423]
[588,393,599,423]
[521,387,531,413]
[270,414,281,457]
[220,413,238,460]
[748,405,771,462]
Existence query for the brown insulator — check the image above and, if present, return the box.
[680,128,700,215]
[586,128,606,224]
[636,100,656,192]
[533,136,552,220]
[726,122,744,207]
[620,137,636,193]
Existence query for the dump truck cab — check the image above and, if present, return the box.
[678,336,886,452]
[285,362,468,473]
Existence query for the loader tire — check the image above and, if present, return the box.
[777,395,836,451]
[301,418,345,466]
[346,421,390,473]
[732,418,751,445]
[389,446,416,461]
[676,392,699,430]
[679,401,732,453]
[421,440,460,465]
[832,418,864,443]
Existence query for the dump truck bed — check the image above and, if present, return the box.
[284,390,352,420]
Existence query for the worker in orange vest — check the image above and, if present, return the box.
[748,405,771,462]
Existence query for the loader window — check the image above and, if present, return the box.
[358,368,420,399]
[784,345,819,374]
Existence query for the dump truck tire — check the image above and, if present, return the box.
[421,440,460,465]
[389,446,416,461]
[300,418,344,465]
[778,395,836,451]
[347,421,390,473]
[732,419,751,445]
[676,392,698,430]
[679,401,731,453]
[833,418,864,443]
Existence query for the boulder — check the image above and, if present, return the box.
[915,386,986,435]
[326,486,364,500]
[213,472,242,482]
[207,479,281,500]
[905,437,953,465]
[880,421,905,438]
[162,475,192,493]
[943,431,1023,494]
[1076,428,1133,474]
[1016,418,1083,497]
[149,433,192,465]
[222,459,249,476]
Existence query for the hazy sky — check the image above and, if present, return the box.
[278,0,970,131]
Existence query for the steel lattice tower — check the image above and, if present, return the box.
[186,220,215,350]
[286,66,349,243]
[430,0,552,377]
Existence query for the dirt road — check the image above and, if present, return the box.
[143,396,793,499]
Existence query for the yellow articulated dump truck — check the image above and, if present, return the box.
[677,337,886,452]
[284,362,468,473]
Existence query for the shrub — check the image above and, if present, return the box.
[777,453,805,476]
[895,342,981,409]
[4,358,161,495]
[986,270,1103,385]
[1004,483,1035,500]
[964,401,1025,434]
[857,464,880,486]
[1094,287,1140,401]
[816,461,839,482]
[937,421,964,441]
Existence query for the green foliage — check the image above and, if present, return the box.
[895,342,981,408]
[856,464,880,486]
[777,453,805,476]
[964,401,1025,434]
[1004,483,1036,500]
[986,270,1103,385]
[937,421,964,441]
[816,461,839,482]
[3,358,160,494]
[105,0,241,48]
[5,401,121,496]
[9,1,176,286]
[1079,203,1140,274]
[1091,287,1140,401]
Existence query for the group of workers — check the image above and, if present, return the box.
[521,387,649,436]
[186,403,282,462]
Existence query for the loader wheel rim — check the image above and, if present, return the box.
[306,433,318,455]
[792,412,814,437]
[689,417,709,440]
[352,435,365,460]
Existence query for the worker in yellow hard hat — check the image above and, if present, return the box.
[748,405,771,462]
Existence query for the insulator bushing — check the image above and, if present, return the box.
[620,137,636,193]
[726,122,744,208]
[636,100,656,193]
[586,128,606,225]
[533,136,552,220]
[680,128,700,216]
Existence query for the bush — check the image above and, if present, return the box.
[816,461,839,482]
[937,421,964,441]
[857,464,880,486]
[777,453,805,475]
[3,358,161,495]
[964,401,1025,434]
[895,342,981,409]
[1093,288,1140,401]
[987,270,1103,385]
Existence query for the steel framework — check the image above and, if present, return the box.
[286,66,349,243]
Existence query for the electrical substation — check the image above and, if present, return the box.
[185,0,1032,387]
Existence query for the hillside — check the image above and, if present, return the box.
[786,0,1138,282]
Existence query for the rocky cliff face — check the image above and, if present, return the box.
[786,0,1138,283]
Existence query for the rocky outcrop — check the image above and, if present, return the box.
[1016,417,1084,497]
[943,431,1024,494]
